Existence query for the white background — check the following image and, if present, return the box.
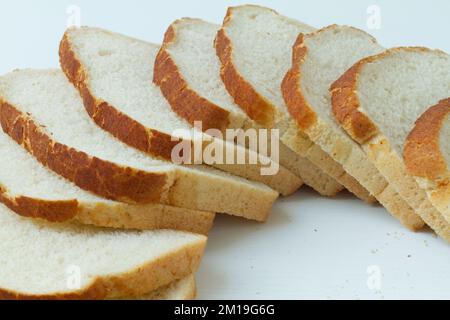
[1,0,449,299]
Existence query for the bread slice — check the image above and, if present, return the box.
[331,47,450,241]
[215,5,373,202]
[404,98,450,224]
[58,26,300,197]
[121,275,196,300]
[281,25,424,230]
[0,69,278,222]
[0,128,214,234]
[153,18,340,197]
[0,203,206,299]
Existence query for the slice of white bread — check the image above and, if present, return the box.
[281,25,423,230]
[59,26,300,197]
[404,98,450,224]
[215,5,373,202]
[154,18,318,197]
[0,69,278,222]
[0,128,214,233]
[331,47,450,241]
[121,275,196,300]
[0,203,206,300]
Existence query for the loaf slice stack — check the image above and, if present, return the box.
[59,26,301,197]
[0,202,206,299]
[331,47,450,241]
[404,98,450,224]
[154,18,341,197]
[281,25,423,230]
[215,5,373,202]
[0,69,278,222]
[0,127,214,233]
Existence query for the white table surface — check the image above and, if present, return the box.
[1,0,449,300]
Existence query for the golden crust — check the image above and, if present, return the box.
[59,33,180,161]
[215,8,279,128]
[330,59,378,144]
[404,98,450,180]
[154,23,232,133]
[0,99,169,204]
[281,34,317,130]
[0,238,206,300]
[281,34,318,130]
[282,24,379,131]
[0,184,77,222]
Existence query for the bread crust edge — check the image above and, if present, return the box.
[215,8,279,128]
[0,185,78,222]
[154,21,233,132]
[404,98,450,181]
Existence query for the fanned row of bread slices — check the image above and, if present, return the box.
[0,4,448,299]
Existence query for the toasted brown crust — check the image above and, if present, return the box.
[330,47,442,145]
[215,9,278,128]
[59,33,181,161]
[0,100,168,204]
[0,237,206,300]
[154,23,231,132]
[281,33,317,130]
[0,184,78,222]
[330,59,379,144]
[404,98,450,180]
